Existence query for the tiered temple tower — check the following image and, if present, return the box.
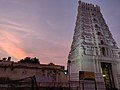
[68,1,120,90]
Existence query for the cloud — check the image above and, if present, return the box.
[0,31,27,60]
[0,3,70,66]
[0,42,27,60]
[0,12,31,60]
[46,20,56,30]
[0,18,35,33]
[0,17,44,61]
[1,31,20,44]
[0,17,42,41]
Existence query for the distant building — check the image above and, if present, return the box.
[0,58,68,89]
[68,1,120,90]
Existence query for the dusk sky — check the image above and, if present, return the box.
[0,0,119,67]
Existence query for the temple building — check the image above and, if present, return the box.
[68,1,120,90]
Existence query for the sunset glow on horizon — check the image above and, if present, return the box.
[0,0,119,67]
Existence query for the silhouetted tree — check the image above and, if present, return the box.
[18,57,40,64]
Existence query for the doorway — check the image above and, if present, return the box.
[101,62,115,90]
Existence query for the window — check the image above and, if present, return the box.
[93,18,97,22]
[92,13,94,16]
[102,47,106,56]
[95,24,98,28]
[118,52,120,58]
[97,32,101,35]
[101,40,104,44]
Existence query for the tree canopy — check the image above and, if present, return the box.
[18,57,40,64]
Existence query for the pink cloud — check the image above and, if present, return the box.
[0,31,27,60]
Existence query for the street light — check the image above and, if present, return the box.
[68,60,71,90]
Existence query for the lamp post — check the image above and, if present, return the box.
[68,60,71,90]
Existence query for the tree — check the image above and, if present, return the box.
[18,57,40,64]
